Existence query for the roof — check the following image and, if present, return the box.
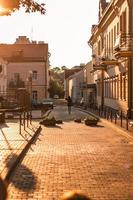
[0,43,48,62]
[64,69,82,79]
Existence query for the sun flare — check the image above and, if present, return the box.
[0,6,5,12]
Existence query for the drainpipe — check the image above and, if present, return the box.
[101,69,104,110]
[127,0,133,118]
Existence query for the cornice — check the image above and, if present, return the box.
[89,0,127,45]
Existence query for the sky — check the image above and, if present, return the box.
[0,0,99,68]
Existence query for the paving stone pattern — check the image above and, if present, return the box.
[0,120,39,180]
[7,106,133,200]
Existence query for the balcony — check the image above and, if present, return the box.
[114,33,133,58]
[80,82,96,89]
[100,57,119,66]
[90,63,107,73]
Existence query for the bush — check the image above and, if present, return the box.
[40,116,56,126]
[84,115,99,126]
[74,118,82,123]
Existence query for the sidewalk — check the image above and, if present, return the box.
[0,119,41,181]
[76,107,133,140]
[7,105,133,200]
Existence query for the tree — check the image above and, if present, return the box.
[49,79,64,98]
[61,66,68,71]
[0,0,45,15]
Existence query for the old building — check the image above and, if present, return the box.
[88,0,133,118]
[67,69,84,103]
[0,58,7,94]
[64,67,82,98]
[0,36,50,102]
[82,61,96,108]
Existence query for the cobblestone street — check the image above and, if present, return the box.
[7,106,133,200]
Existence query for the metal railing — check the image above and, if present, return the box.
[83,105,133,132]
[118,33,133,50]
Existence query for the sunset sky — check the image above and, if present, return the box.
[0,0,100,67]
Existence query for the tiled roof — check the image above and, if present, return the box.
[64,69,81,79]
[0,43,48,62]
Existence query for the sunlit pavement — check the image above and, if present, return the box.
[0,120,39,180]
[7,105,133,200]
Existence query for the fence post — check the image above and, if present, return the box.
[107,110,109,120]
[27,111,29,127]
[120,111,123,127]
[126,112,128,130]
[30,111,32,125]
[110,110,113,122]
[114,112,117,124]
[99,108,100,116]
[23,111,26,130]
[19,114,22,134]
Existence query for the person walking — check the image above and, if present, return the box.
[66,96,72,114]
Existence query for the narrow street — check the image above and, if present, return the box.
[7,105,133,200]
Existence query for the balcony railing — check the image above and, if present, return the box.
[90,63,107,73]
[114,33,133,57]
[100,57,119,66]
[92,51,119,68]
[80,82,96,89]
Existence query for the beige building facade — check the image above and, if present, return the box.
[0,36,50,102]
[68,69,84,103]
[89,0,133,118]
[82,61,96,107]
[0,58,7,94]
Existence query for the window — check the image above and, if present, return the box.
[32,70,38,80]
[114,25,116,44]
[120,9,127,33]
[14,73,20,80]
[117,22,119,35]
[98,41,101,55]
[32,91,38,100]
[111,29,113,54]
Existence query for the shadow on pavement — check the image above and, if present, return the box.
[42,124,63,129]
[5,153,37,191]
[0,123,9,128]
[0,176,7,200]
[84,124,105,128]
[0,128,13,150]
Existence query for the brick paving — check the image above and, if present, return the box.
[0,119,39,180]
[7,106,133,200]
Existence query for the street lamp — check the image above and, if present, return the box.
[27,71,33,124]
[28,70,33,103]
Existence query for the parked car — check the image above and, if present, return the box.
[32,100,42,109]
[41,98,54,109]
[53,94,59,99]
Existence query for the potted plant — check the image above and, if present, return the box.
[84,115,99,126]
[40,116,56,126]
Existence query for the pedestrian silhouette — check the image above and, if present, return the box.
[0,176,7,200]
[60,191,92,200]
[66,96,73,114]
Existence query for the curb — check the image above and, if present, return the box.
[32,109,52,120]
[77,108,133,142]
[5,125,42,183]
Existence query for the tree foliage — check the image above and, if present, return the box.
[0,0,45,15]
[49,79,64,98]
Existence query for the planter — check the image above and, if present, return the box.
[74,118,82,123]
[84,116,99,126]
[40,116,56,126]
[56,120,63,124]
